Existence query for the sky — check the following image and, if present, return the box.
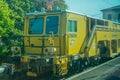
[65,0,120,18]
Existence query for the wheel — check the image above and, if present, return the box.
[83,58,89,69]
[96,57,101,65]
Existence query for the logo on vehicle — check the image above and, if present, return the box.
[70,38,75,47]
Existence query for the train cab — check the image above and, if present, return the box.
[22,11,69,77]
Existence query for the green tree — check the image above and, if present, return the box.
[0,0,21,62]
[31,0,68,11]
[5,0,68,30]
[5,0,30,30]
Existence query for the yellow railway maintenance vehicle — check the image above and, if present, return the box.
[0,10,120,79]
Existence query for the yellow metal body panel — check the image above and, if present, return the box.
[25,47,42,54]
[24,36,60,55]
[66,13,86,55]
[96,31,120,58]
[89,38,97,57]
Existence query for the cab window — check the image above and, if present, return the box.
[46,16,59,34]
[29,17,44,34]
[68,20,77,32]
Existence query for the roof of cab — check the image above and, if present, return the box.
[26,10,85,16]
[26,10,120,24]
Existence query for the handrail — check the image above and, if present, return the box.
[96,25,120,31]
[86,25,97,49]
[79,33,89,54]
[79,24,120,55]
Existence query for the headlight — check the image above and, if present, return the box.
[49,47,56,53]
[46,58,50,63]
[0,66,10,74]
[45,47,56,54]
[0,67,5,74]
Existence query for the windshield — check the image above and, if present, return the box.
[46,16,59,34]
[29,17,44,34]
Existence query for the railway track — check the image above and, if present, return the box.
[65,56,120,80]
[26,57,120,80]
[6,57,120,80]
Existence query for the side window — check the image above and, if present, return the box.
[29,18,44,34]
[68,20,77,32]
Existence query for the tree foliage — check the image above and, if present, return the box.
[0,0,22,61]
[5,0,68,30]
[0,0,68,62]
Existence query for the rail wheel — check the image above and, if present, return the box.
[89,57,93,66]
[83,58,89,69]
[76,59,84,73]
[96,57,101,65]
